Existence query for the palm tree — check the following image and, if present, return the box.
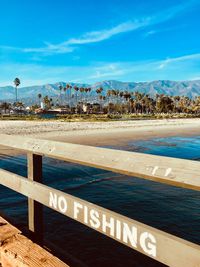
[99,87,103,94]
[74,86,79,105]
[156,95,174,113]
[65,84,71,106]
[106,90,113,113]
[95,87,103,111]
[14,78,21,102]
[80,87,85,102]
[107,90,112,102]
[88,87,92,101]
[69,85,72,105]
[59,85,63,105]
[111,89,117,103]
[99,95,104,112]
[63,87,67,104]
[84,88,89,103]
[115,90,120,104]
[38,93,42,106]
[123,91,131,113]
[43,95,51,110]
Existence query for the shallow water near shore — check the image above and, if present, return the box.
[0,135,200,267]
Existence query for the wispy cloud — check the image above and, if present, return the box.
[0,19,149,55]
[88,64,125,79]
[157,53,200,69]
[1,52,200,87]
[143,26,182,38]
[144,30,157,37]
[23,43,76,55]
[22,19,150,55]
[143,23,188,39]
[0,1,197,56]
[142,0,198,38]
[65,20,150,44]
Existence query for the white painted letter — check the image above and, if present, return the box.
[116,220,122,240]
[49,192,57,209]
[58,196,68,213]
[152,166,159,176]
[164,168,172,177]
[74,201,83,219]
[140,232,156,257]
[102,214,115,237]
[89,209,100,229]
[123,223,137,248]
[84,205,88,224]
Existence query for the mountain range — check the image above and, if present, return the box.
[1,80,200,103]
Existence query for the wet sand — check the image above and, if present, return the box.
[0,118,200,155]
[44,122,200,146]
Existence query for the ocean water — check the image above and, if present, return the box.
[0,136,200,267]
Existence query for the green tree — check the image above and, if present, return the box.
[43,96,52,110]
[0,102,11,114]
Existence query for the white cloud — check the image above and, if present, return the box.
[157,53,200,69]
[23,43,76,55]
[65,20,149,44]
[21,19,150,55]
[144,30,157,37]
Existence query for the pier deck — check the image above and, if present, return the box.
[0,216,68,267]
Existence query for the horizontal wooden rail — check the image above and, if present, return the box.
[0,168,200,267]
[0,134,200,191]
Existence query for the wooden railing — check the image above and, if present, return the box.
[0,134,200,267]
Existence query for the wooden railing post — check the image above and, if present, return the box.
[27,153,43,244]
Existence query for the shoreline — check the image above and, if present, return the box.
[41,123,200,146]
[0,118,200,155]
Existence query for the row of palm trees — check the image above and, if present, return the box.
[57,84,93,105]
[104,91,200,114]
[8,79,200,114]
[35,84,200,114]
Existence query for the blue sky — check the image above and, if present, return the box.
[0,0,200,86]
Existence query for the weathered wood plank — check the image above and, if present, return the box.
[0,216,68,267]
[0,217,20,245]
[1,235,69,267]
[27,153,43,243]
[0,169,200,267]
[0,134,199,191]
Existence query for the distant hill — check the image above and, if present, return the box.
[1,80,200,103]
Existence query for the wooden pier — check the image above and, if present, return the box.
[0,134,200,266]
[0,216,68,267]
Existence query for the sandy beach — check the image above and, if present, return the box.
[0,118,200,155]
